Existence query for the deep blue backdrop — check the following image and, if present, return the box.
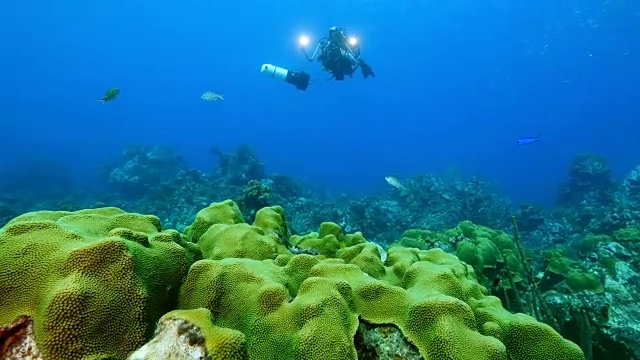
[1,0,638,207]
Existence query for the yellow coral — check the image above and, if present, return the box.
[189,203,291,261]
[164,308,247,359]
[0,207,197,359]
[289,222,367,258]
[177,204,585,360]
[2,200,585,360]
[470,296,585,360]
[128,308,246,359]
[183,199,245,242]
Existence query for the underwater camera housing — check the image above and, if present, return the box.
[260,64,310,91]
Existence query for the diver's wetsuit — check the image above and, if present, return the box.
[308,27,375,80]
[320,42,355,80]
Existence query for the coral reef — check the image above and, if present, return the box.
[5,145,640,358]
[103,145,187,197]
[0,200,585,360]
[554,154,622,236]
[617,165,640,228]
[175,201,584,359]
[128,308,246,360]
[211,145,266,186]
[558,154,615,207]
[237,179,274,222]
[0,207,199,359]
[514,202,545,234]
[540,230,640,359]
[0,144,516,244]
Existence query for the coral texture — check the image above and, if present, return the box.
[0,207,199,359]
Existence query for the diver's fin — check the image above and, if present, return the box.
[359,59,375,79]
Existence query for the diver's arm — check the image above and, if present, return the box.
[301,39,322,62]
[344,48,358,63]
[305,43,322,62]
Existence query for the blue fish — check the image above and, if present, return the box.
[516,134,542,145]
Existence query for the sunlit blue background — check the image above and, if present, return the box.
[1,0,638,207]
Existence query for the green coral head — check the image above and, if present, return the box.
[612,227,640,242]
[565,269,604,294]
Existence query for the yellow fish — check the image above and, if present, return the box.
[201,91,224,101]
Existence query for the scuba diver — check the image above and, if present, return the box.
[259,26,374,91]
[302,26,375,81]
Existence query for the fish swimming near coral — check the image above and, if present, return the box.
[385,176,408,191]
[201,91,224,102]
[98,88,120,103]
[516,134,542,145]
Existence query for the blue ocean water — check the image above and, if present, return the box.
[1,0,638,207]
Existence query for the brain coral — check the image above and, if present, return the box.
[175,201,585,360]
[0,207,200,359]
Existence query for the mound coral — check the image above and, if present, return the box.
[174,201,585,360]
[390,220,526,294]
[0,200,585,360]
[0,207,200,359]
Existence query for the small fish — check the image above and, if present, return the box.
[201,91,224,102]
[516,134,542,145]
[288,244,320,256]
[98,88,120,103]
[385,176,408,191]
